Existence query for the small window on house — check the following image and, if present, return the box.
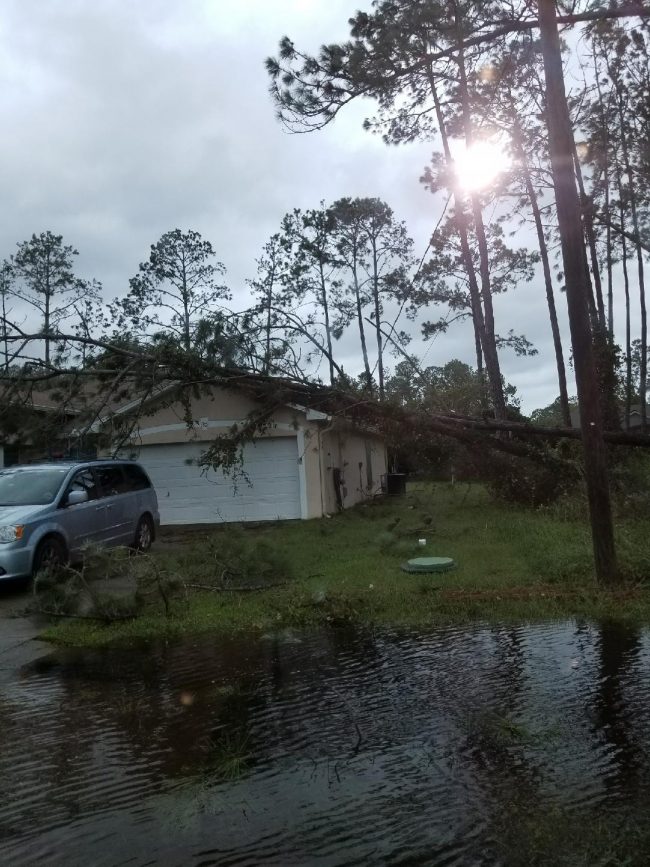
[97,465,128,497]
[123,464,151,491]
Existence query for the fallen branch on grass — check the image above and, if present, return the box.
[38,609,136,622]
[438,585,644,602]
[184,581,293,593]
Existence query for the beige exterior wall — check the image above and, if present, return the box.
[299,426,325,519]
[106,385,387,522]
[318,427,387,514]
[120,389,302,447]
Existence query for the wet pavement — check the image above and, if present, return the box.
[0,580,49,685]
[1,619,650,865]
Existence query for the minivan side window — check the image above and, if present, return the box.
[123,464,151,491]
[63,469,99,503]
[97,465,128,497]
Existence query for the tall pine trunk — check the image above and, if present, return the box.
[472,310,483,375]
[428,72,506,418]
[605,181,614,340]
[455,30,507,420]
[512,115,572,427]
[43,249,52,367]
[573,142,607,329]
[593,54,615,339]
[539,0,617,583]
[352,256,373,392]
[0,268,9,373]
[371,241,385,399]
[572,139,620,431]
[615,159,633,430]
[181,257,191,353]
[264,257,275,375]
[616,88,647,429]
[528,179,572,427]
[1,289,7,372]
[318,261,335,386]
[182,294,191,353]
[621,214,633,431]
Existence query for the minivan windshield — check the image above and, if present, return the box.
[0,468,69,506]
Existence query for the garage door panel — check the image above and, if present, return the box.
[136,438,301,525]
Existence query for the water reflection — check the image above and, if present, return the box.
[1,621,650,865]
[593,620,644,801]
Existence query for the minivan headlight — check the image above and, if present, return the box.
[0,525,24,543]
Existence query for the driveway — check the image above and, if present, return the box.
[0,581,50,683]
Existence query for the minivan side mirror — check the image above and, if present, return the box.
[67,490,89,506]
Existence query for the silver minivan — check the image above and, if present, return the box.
[0,460,160,581]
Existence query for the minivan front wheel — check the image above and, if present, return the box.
[33,537,67,577]
[133,516,154,553]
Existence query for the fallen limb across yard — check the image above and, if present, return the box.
[3,336,650,591]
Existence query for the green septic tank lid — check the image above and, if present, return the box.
[401,556,456,574]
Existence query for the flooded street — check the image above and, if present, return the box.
[0,581,49,687]
[2,620,650,865]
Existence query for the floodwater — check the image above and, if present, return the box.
[2,621,650,866]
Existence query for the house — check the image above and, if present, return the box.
[622,406,645,429]
[0,390,93,468]
[569,404,646,429]
[100,383,388,526]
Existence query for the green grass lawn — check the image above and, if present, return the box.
[43,482,650,647]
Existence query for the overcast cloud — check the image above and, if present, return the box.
[0,0,640,412]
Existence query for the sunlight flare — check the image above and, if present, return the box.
[451,139,511,192]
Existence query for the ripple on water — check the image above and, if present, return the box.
[1,621,650,866]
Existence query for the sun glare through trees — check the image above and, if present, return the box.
[451,139,511,191]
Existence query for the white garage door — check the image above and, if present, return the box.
[137,437,302,525]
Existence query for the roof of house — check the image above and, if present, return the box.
[5,372,388,443]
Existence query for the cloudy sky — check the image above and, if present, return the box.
[1,0,625,413]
